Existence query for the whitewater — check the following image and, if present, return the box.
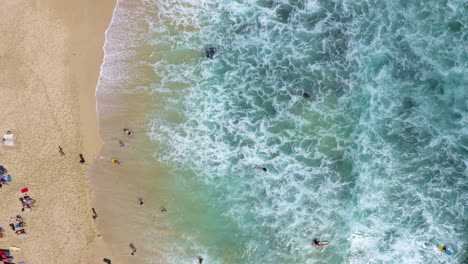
[97,0,467,263]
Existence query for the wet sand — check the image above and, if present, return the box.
[0,0,115,263]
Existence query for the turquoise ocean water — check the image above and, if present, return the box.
[99,0,467,263]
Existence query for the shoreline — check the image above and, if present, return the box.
[0,0,115,263]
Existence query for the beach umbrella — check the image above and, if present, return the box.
[21,188,28,193]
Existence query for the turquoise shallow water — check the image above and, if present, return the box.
[100,0,467,263]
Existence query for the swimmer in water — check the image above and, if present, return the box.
[255,165,268,172]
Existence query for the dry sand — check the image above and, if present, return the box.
[0,0,115,263]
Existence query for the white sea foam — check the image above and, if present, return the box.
[97,0,468,262]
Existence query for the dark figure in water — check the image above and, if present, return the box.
[205,47,216,59]
[130,243,137,255]
[79,153,85,164]
[198,256,204,263]
[441,245,447,252]
[139,198,144,206]
[303,92,312,98]
[312,239,319,245]
[255,165,268,172]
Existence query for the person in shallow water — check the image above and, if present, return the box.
[123,128,134,136]
[303,92,312,98]
[255,165,268,172]
[205,47,216,59]
[312,239,319,245]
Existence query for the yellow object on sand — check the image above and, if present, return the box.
[9,246,21,251]
[111,159,119,164]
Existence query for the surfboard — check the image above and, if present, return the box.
[312,241,329,246]
[437,244,452,255]
[7,175,11,182]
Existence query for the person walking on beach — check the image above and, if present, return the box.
[92,208,98,219]
[129,243,137,255]
[119,140,125,148]
[255,165,268,172]
[79,154,85,164]
[58,146,65,156]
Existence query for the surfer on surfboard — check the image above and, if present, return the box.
[312,239,329,246]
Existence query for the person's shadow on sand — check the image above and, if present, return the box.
[103,258,112,264]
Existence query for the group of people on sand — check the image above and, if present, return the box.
[0,165,8,188]
[19,195,36,212]
[0,157,36,242]
[9,215,26,236]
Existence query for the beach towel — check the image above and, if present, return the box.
[21,188,28,193]
[7,175,12,182]
[3,134,13,139]
[3,141,14,146]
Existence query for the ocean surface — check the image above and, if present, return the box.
[96,0,467,263]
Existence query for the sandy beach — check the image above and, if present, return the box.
[0,0,115,263]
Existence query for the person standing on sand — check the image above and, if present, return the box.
[79,154,85,164]
[58,146,65,156]
[92,208,98,219]
[119,140,125,148]
[129,243,137,255]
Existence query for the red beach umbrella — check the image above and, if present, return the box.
[21,188,29,193]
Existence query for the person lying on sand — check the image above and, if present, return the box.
[111,159,121,165]
[15,229,26,235]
